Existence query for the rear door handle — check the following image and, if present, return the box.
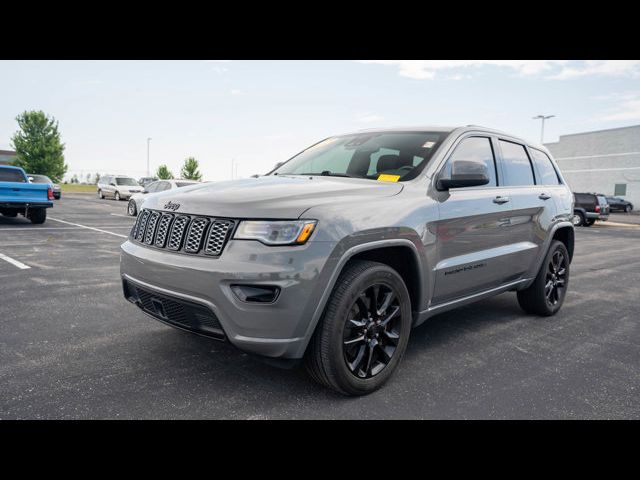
[539,193,551,200]
[493,196,510,204]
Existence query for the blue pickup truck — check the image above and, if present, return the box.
[0,165,53,224]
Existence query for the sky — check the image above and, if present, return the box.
[1,60,639,182]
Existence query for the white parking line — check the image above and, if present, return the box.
[48,217,128,239]
[0,252,30,270]
[110,213,129,218]
[0,226,132,231]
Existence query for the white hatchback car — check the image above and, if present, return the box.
[127,179,201,216]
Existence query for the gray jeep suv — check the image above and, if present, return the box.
[120,126,574,395]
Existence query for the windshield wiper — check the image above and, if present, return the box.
[295,171,360,178]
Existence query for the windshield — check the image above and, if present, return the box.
[176,181,198,188]
[271,131,448,181]
[29,175,52,184]
[116,177,139,186]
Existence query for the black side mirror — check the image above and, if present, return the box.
[437,160,490,190]
[110,182,116,186]
[142,189,149,194]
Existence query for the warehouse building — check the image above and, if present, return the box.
[545,125,640,210]
[0,149,17,165]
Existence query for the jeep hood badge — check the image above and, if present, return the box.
[164,201,180,211]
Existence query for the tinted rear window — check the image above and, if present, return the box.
[530,149,560,185]
[29,175,52,184]
[176,181,197,188]
[499,140,535,186]
[0,168,27,183]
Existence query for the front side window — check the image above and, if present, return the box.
[115,177,138,186]
[145,181,160,193]
[530,148,560,185]
[272,131,448,182]
[499,140,535,186]
[439,136,497,187]
[157,182,171,191]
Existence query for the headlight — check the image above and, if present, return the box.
[234,220,317,245]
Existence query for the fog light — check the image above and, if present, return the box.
[231,285,280,303]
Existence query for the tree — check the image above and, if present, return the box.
[11,110,67,182]
[180,157,203,181]
[71,174,78,184]
[86,173,91,184]
[95,173,101,184]
[156,164,174,180]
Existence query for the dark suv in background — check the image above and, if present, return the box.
[606,196,633,213]
[573,192,610,226]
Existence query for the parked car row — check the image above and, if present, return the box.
[126,179,200,216]
[572,192,634,226]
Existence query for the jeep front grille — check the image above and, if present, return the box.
[131,209,235,257]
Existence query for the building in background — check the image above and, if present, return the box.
[0,149,16,165]
[545,125,640,210]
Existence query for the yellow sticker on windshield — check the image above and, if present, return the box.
[377,174,401,182]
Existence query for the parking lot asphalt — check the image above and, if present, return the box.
[1,194,639,419]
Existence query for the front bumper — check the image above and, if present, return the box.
[120,238,338,359]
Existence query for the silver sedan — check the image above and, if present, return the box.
[127,179,201,216]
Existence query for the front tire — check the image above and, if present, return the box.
[115,191,121,201]
[517,240,569,316]
[98,189,104,199]
[572,213,584,227]
[127,199,137,216]
[29,208,47,224]
[625,205,632,213]
[305,260,412,396]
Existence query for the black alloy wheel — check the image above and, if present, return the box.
[342,283,403,379]
[545,250,567,308]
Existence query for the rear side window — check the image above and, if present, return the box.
[0,168,27,183]
[530,149,560,185]
[574,193,595,205]
[440,137,498,187]
[146,181,159,193]
[499,140,535,186]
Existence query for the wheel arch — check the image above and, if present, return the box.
[298,238,426,358]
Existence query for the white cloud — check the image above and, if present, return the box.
[358,60,640,80]
[230,89,243,95]
[601,94,640,122]
[356,113,384,123]
[551,60,640,80]
[357,60,567,80]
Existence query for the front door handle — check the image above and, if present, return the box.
[539,193,551,200]
[493,196,510,204]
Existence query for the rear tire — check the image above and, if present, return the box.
[304,260,412,396]
[517,240,569,316]
[29,208,47,224]
[625,205,632,213]
[584,219,595,226]
[115,191,121,201]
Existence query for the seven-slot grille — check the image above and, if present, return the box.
[131,209,235,257]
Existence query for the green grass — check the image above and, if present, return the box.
[61,183,97,193]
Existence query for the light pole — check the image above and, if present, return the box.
[532,115,555,144]
[146,137,152,177]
